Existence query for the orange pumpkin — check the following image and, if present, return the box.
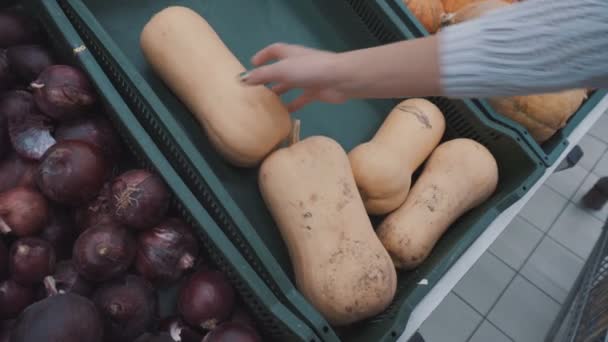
[403,0,444,34]
[441,0,517,13]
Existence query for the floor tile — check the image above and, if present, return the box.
[469,320,512,342]
[548,203,604,259]
[520,237,584,303]
[488,276,561,342]
[489,216,543,270]
[546,165,589,199]
[419,293,482,342]
[578,135,608,171]
[593,151,608,176]
[519,186,569,232]
[590,112,608,143]
[572,174,608,222]
[454,252,516,315]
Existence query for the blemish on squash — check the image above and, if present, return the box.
[397,105,432,129]
[298,200,304,208]
[303,212,312,218]
[309,193,318,203]
[305,225,312,230]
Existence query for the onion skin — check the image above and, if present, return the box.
[159,315,205,342]
[178,270,236,330]
[72,223,136,282]
[10,293,104,342]
[55,116,121,158]
[230,307,256,330]
[6,44,55,83]
[44,260,93,297]
[30,65,96,122]
[135,218,200,285]
[0,240,7,280]
[134,333,174,342]
[0,320,14,342]
[37,140,109,205]
[0,153,38,193]
[92,275,158,342]
[40,207,79,260]
[0,279,35,320]
[202,322,262,342]
[0,49,16,91]
[0,9,43,48]
[0,186,49,237]
[9,237,56,286]
[73,182,116,232]
[111,170,171,230]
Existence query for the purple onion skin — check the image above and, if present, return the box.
[9,237,56,286]
[0,9,43,48]
[93,275,158,342]
[111,170,171,230]
[0,186,49,237]
[44,260,93,298]
[0,279,35,320]
[0,49,16,91]
[0,153,38,193]
[178,270,236,330]
[134,333,174,342]
[6,44,55,83]
[40,207,79,260]
[0,240,7,280]
[135,218,200,285]
[10,293,104,342]
[74,182,116,232]
[0,111,8,161]
[203,322,262,342]
[159,316,205,342]
[30,65,96,122]
[72,223,136,283]
[37,140,109,205]
[230,307,256,330]
[0,320,14,342]
[55,116,121,159]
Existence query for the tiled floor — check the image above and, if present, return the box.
[418,112,608,342]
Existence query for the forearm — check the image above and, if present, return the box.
[334,36,442,99]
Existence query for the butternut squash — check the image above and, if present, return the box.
[349,99,445,215]
[259,131,397,326]
[140,6,291,167]
[377,138,498,270]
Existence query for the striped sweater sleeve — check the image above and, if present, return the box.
[439,0,608,98]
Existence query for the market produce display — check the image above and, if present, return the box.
[377,139,499,269]
[140,6,292,168]
[349,99,446,215]
[258,124,397,326]
[0,5,262,342]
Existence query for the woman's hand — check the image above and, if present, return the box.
[240,43,350,112]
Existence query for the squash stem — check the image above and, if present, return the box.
[289,119,301,145]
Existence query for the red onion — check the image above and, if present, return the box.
[135,218,199,284]
[44,260,93,297]
[10,293,104,342]
[30,65,96,121]
[203,322,262,342]
[1,90,55,160]
[0,279,35,320]
[9,237,56,286]
[159,316,205,342]
[0,49,16,91]
[0,240,7,280]
[0,320,14,342]
[40,207,78,260]
[0,112,8,160]
[74,182,116,231]
[37,140,109,205]
[72,223,136,282]
[178,270,236,330]
[0,152,38,193]
[134,333,174,342]
[92,275,158,342]
[0,9,42,48]
[0,186,49,237]
[55,116,121,159]
[6,44,55,83]
[111,169,171,230]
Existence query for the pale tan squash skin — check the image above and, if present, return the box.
[349,99,445,215]
[140,6,291,167]
[259,136,397,326]
[377,138,498,270]
[488,90,587,142]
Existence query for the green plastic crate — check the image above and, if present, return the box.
[52,0,545,340]
[23,1,320,341]
[357,0,608,166]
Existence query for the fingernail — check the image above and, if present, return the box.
[238,71,250,83]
